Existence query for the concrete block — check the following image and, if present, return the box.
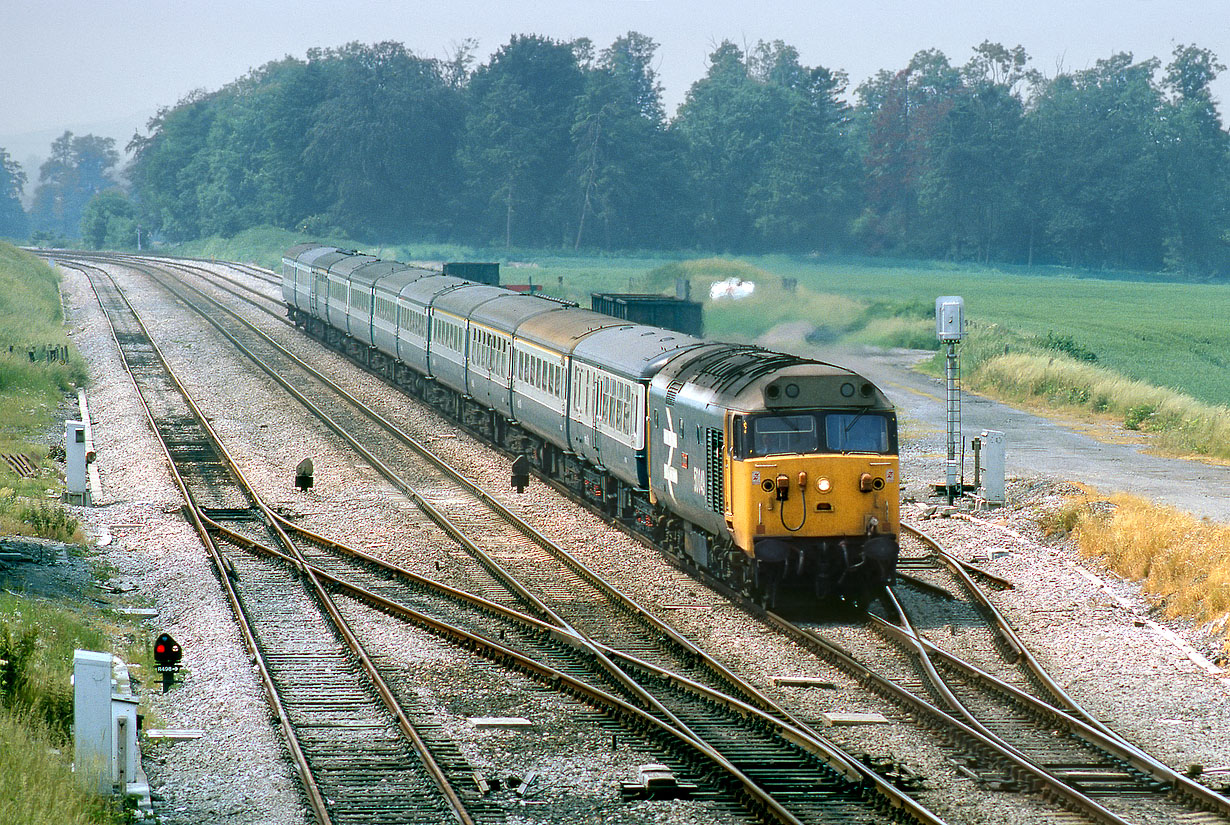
[820,711,891,726]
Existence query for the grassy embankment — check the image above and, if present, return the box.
[0,243,87,538]
[1042,493,1230,654]
[0,242,137,824]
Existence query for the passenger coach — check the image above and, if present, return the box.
[281,244,901,608]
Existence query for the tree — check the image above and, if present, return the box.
[1022,54,1168,270]
[458,35,585,246]
[853,50,962,253]
[127,90,218,241]
[29,132,120,239]
[302,42,464,238]
[0,148,28,239]
[745,43,861,251]
[80,189,139,249]
[914,43,1034,262]
[569,33,687,250]
[672,42,798,250]
[1157,45,1230,276]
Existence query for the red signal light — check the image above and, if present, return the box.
[154,632,182,666]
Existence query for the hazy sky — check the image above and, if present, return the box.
[3,0,1227,166]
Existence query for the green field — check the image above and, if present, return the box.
[168,229,1230,429]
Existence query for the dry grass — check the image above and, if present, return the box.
[974,352,1230,460]
[1048,493,1230,650]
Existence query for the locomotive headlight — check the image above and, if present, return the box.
[816,477,831,493]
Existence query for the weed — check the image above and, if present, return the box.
[1037,331,1098,363]
[0,623,37,709]
[1037,498,1090,537]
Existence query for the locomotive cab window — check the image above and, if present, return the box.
[738,411,895,457]
[825,413,890,453]
[752,414,818,456]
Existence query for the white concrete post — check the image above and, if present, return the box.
[73,650,113,794]
[980,429,1006,505]
[66,419,89,504]
[112,696,140,792]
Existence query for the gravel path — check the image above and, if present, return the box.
[42,258,1230,824]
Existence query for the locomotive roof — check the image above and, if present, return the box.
[654,343,892,412]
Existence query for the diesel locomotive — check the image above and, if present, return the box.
[281,244,900,608]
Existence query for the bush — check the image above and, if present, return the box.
[1124,403,1156,431]
[1036,330,1097,362]
[16,500,81,542]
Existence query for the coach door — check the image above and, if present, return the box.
[312,270,328,317]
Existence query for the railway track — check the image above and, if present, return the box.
[72,260,483,825]
[753,523,1230,825]
[67,252,1230,825]
[882,523,1230,823]
[66,252,943,823]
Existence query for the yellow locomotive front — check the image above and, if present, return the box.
[724,377,900,608]
[649,349,900,610]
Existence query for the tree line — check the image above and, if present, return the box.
[3,34,1228,277]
